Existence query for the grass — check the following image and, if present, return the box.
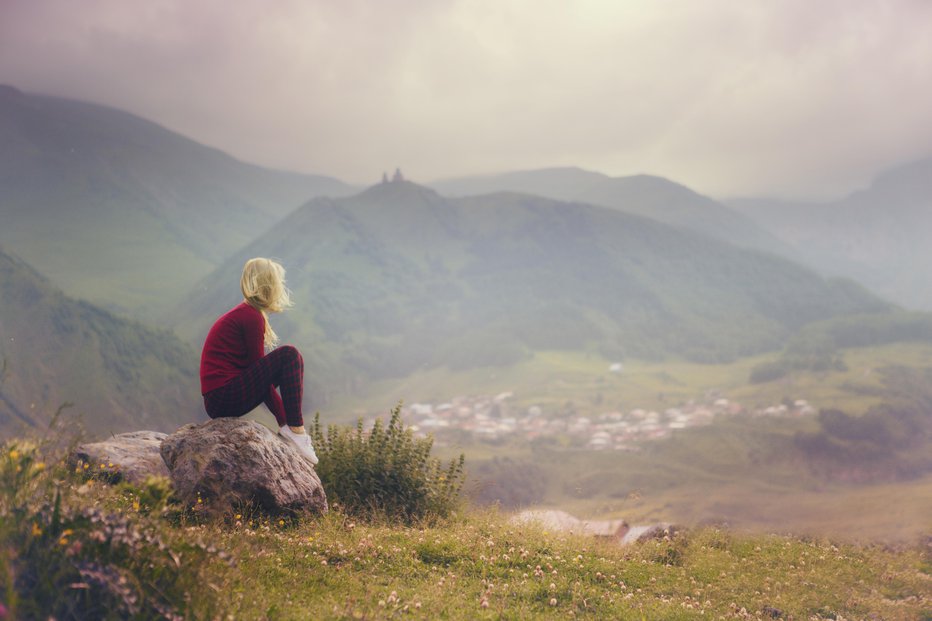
[731,342,932,414]
[2,424,930,619]
[103,504,932,620]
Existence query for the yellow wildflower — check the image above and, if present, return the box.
[9,449,20,460]
[31,523,42,536]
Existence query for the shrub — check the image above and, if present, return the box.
[310,404,465,523]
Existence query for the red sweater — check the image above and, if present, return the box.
[199,302,285,420]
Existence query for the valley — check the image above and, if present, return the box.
[327,341,932,426]
[326,343,932,542]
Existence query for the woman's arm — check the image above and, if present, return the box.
[243,306,288,426]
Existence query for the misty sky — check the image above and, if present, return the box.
[2,0,931,199]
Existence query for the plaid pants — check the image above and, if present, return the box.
[203,345,304,427]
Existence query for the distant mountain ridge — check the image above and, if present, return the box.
[1,83,924,435]
[430,167,787,253]
[0,248,200,437]
[0,85,356,317]
[175,180,889,407]
[730,155,932,310]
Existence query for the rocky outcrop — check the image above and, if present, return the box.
[512,510,677,545]
[628,523,678,544]
[72,431,170,484]
[160,418,327,516]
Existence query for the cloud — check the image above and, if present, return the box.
[2,0,931,198]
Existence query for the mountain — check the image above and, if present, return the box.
[730,155,932,310]
[175,180,889,407]
[0,249,201,437]
[0,85,356,317]
[430,167,786,253]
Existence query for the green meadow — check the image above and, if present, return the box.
[327,342,932,422]
[325,342,932,544]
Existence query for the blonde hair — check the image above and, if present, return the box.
[240,257,293,348]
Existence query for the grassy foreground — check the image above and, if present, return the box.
[211,510,931,620]
[4,466,930,620]
[3,402,930,620]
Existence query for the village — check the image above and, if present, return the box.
[373,386,818,450]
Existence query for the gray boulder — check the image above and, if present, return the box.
[160,418,327,516]
[73,431,170,484]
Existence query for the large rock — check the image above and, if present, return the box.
[160,418,327,516]
[72,431,170,484]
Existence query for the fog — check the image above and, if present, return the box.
[2,0,932,199]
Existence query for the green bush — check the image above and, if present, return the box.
[310,404,465,523]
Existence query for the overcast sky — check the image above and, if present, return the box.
[2,0,931,199]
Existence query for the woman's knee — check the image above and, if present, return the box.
[278,344,303,366]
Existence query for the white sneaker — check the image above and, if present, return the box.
[278,426,319,465]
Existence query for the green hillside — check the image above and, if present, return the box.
[431,167,787,253]
[0,85,355,317]
[0,249,200,437]
[176,180,890,408]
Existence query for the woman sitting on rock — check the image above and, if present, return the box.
[199,257,318,464]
